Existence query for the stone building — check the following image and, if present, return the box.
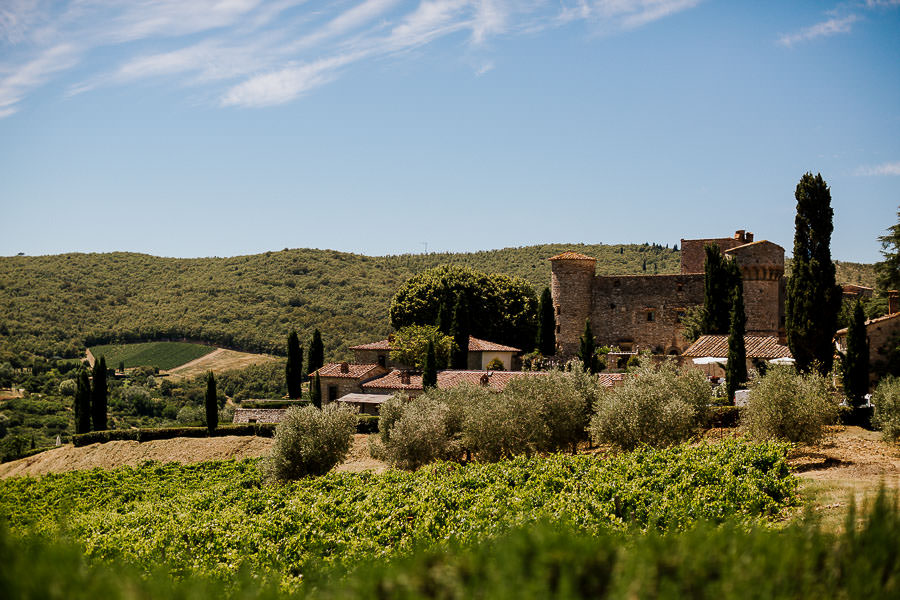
[550,230,785,357]
[350,336,521,371]
[834,293,900,387]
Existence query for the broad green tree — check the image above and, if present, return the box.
[843,300,870,406]
[390,325,454,369]
[536,287,556,356]
[308,329,324,375]
[422,340,438,390]
[579,320,596,374]
[285,330,303,399]
[449,294,470,369]
[875,207,900,291]
[74,369,92,434]
[91,356,108,431]
[725,282,748,403]
[205,371,218,433]
[786,173,843,374]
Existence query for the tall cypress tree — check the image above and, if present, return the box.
[579,319,596,374]
[422,340,438,389]
[786,173,843,374]
[310,372,322,409]
[702,244,732,335]
[449,293,470,369]
[844,300,870,406]
[536,287,556,356]
[725,282,748,403]
[308,329,325,375]
[91,356,107,431]
[285,330,303,399]
[74,369,92,434]
[205,371,218,433]
[435,292,451,335]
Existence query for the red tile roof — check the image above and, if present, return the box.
[683,335,793,359]
[548,251,596,261]
[311,363,387,379]
[361,369,546,392]
[835,311,900,337]
[351,336,520,353]
[597,373,626,387]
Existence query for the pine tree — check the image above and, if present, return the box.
[308,329,325,375]
[578,319,596,374]
[536,287,556,356]
[310,372,322,409]
[725,282,748,404]
[285,330,303,399]
[205,371,218,433]
[74,369,92,434]
[91,356,107,431]
[449,293,470,369]
[702,244,732,335]
[875,207,900,291]
[786,173,843,374]
[844,300,870,406]
[422,340,438,389]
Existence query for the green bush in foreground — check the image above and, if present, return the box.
[873,376,900,442]
[265,404,357,481]
[743,366,838,444]
[2,490,897,600]
[0,440,797,585]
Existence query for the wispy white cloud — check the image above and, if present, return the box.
[855,161,900,176]
[0,0,710,117]
[778,14,860,47]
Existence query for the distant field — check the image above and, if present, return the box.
[165,348,280,381]
[89,342,216,371]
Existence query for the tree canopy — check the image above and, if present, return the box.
[390,325,454,370]
[876,207,900,291]
[389,265,538,351]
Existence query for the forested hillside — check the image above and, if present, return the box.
[0,243,874,362]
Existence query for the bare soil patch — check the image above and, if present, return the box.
[0,434,384,479]
[164,348,279,381]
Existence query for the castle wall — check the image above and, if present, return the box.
[589,274,705,354]
[724,241,784,338]
[551,258,595,356]
[680,230,754,273]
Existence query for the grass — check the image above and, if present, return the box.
[89,341,216,371]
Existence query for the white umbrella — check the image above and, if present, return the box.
[768,357,795,365]
[692,356,727,365]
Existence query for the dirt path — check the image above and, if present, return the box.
[0,434,385,478]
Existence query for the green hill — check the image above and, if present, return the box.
[0,244,875,363]
[88,342,216,371]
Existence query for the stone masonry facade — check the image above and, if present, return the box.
[551,230,785,357]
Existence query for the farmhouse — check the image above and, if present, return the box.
[834,292,900,386]
[350,336,521,371]
[551,230,785,357]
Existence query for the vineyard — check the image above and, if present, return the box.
[0,440,797,587]
[88,341,216,371]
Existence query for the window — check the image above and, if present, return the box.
[613,279,620,288]
[677,283,683,292]
[556,325,560,334]
[647,310,655,322]
[377,354,386,368]
[675,310,686,324]
[328,385,338,402]
[556,306,561,315]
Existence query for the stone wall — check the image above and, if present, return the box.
[232,408,287,424]
[725,241,784,339]
[868,314,900,379]
[680,230,754,274]
[353,349,391,368]
[551,258,596,356]
[590,274,705,354]
[318,376,365,403]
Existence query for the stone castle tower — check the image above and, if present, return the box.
[550,230,785,357]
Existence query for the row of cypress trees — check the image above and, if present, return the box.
[73,356,108,434]
[285,328,324,406]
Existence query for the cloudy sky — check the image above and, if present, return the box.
[1,0,898,262]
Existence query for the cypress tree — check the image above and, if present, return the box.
[435,293,451,335]
[74,369,92,434]
[536,287,556,356]
[422,340,438,389]
[308,329,325,375]
[91,356,107,431]
[578,319,596,374]
[285,330,303,399]
[702,244,732,335]
[205,371,218,433]
[844,300,870,406]
[786,173,843,374]
[310,372,322,409]
[725,282,748,404]
[449,294,470,369]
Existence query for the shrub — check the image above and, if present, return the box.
[356,415,379,434]
[742,366,837,444]
[873,376,900,442]
[266,404,357,481]
[378,396,464,470]
[485,357,505,371]
[589,360,712,450]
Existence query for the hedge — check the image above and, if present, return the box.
[241,400,310,409]
[72,424,277,447]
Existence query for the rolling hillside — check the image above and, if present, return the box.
[0,244,875,362]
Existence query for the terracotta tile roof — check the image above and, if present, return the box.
[311,362,386,379]
[350,336,520,353]
[548,251,596,261]
[362,369,546,392]
[597,373,626,387]
[835,311,900,337]
[683,335,793,359]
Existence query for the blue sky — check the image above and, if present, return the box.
[1,1,898,263]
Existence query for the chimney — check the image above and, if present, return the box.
[745,232,754,242]
[890,290,899,315]
[400,370,410,385]
[340,362,349,373]
[480,373,490,386]
[734,230,745,240]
